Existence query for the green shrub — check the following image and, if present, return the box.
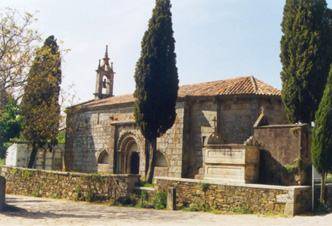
[135,180,154,188]
[0,159,5,170]
[22,170,32,178]
[141,190,148,201]
[228,206,253,214]
[11,168,17,174]
[116,196,137,207]
[153,192,167,210]
[85,190,95,202]
[200,182,209,192]
[31,189,41,197]
[282,165,298,176]
[50,193,61,199]
[185,203,210,212]
[316,201,332,214]
[74,184,82,201]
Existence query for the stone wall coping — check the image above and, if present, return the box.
[111,120,135,126]
[204,144,245,148]
[155,176,311,191]
[255,124,309,129]
[1,166,140,178]
[133,187,155,191]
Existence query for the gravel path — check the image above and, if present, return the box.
[0,195,332,226]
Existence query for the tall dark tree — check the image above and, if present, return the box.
[312,64,332,203]
[21,35,62,168]
[134,0,179,183]
[280,0,332,123]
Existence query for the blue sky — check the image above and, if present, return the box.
[3,0,332,103]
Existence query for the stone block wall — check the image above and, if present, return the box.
[1,166,139,202]
[254,124,311,185]
[182,96,287,179]
[182,100,217,178]
[156,103,185,178]
[155,177,311,216]
[66,102,185,179]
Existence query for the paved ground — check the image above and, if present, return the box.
[1,195,332,226]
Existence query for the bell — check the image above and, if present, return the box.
[102,79,107,88]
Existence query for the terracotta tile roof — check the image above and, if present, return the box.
[178,76,280,97]
[80,76,280,109]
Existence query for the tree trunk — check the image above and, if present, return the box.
[146,137,156,184]
[320,171,327,203]
[0,136,4,159]
[145,140,150,177]
[27,142,38,168]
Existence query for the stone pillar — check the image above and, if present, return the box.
[167,187,176,210]
[0,176,5,211]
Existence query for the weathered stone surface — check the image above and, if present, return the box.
[167,187,176,210]
[1,166,139,202]
[203,144,260,184]
[155,177,313,216]
[254,124,311,185]
[66,92,287,181]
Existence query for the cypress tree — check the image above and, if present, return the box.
[134,0,179,183]
[21,35,62,168]
[312,64,332,203]
[280,0,332,123]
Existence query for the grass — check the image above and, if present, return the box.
[227,207,253,214]
[135,180,154,188]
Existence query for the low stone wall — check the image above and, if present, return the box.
[155,177,312,216]
[0,176,5,211]
[1,166,139,202]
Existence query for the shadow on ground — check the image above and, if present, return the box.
[1,195,199,224]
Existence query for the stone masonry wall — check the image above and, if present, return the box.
[156,103,184,178]
[183,96,287,179]
[1,166,139,202]
[254,124,311,185]
[155,177,312,216]
[66,102,185,178]
[185,100,216,178]
[66,106,133,173]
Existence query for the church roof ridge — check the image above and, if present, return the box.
[79,76,280,109]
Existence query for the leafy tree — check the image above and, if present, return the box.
[312,64,332,203]
[0,8,41,105]
[21,35,62,168]
[134,0,179,183]
[280,0,332,123]
[0,97,22,158]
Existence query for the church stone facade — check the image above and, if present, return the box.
[65,48,287,179]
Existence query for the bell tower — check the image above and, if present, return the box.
[94,45,115,100]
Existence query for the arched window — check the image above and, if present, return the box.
[98,150,109,164]
[155,151,168,167]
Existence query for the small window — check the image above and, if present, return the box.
[155,151,168,167]
[98,150,109,164]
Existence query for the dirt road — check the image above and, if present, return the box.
[0,195,332,226]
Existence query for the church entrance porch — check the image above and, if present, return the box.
[117,137,140,174]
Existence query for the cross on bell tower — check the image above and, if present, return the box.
[94,45,115,100]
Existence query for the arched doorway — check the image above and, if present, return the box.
[117,136,140,174]
[130,152,139,174]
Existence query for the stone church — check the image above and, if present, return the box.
[65,47,288,180]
